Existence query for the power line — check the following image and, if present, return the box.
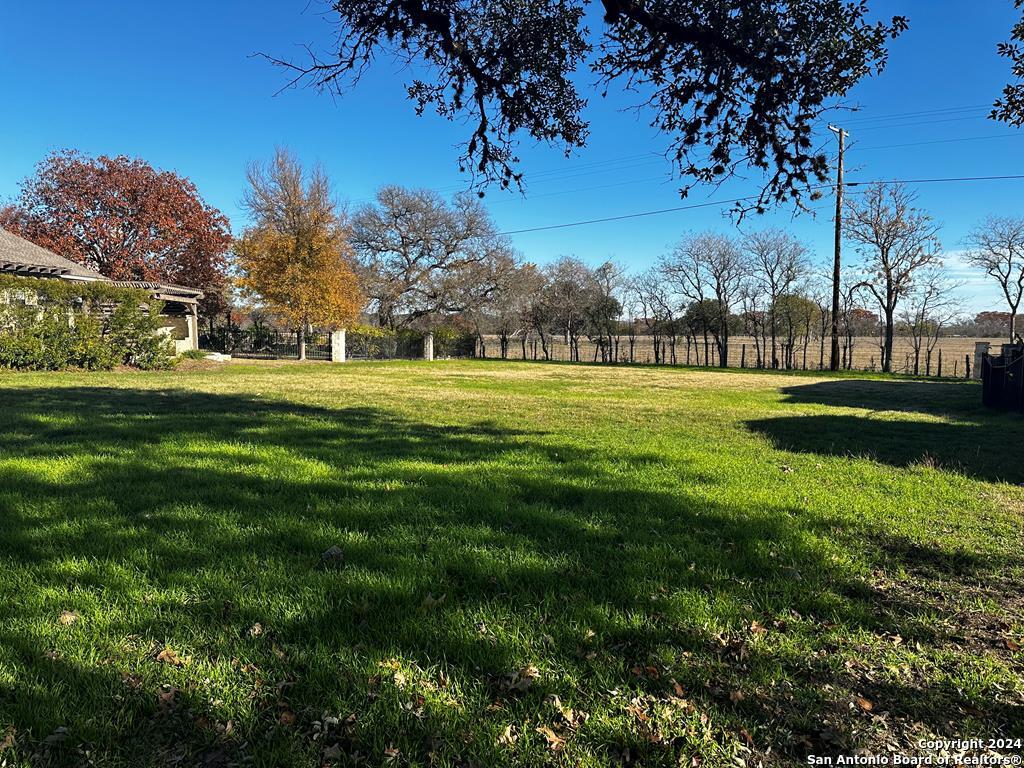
[857,133,1023,151]
[838,104,990,125]
[496,174,1024,236]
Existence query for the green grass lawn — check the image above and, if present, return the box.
[0,360,1021,767]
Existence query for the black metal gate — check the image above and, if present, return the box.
[205,328,332,361]
[981,345,1024,411]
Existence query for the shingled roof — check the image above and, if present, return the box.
[0,227,105,280]
[0,228,202,302]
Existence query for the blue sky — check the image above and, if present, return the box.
[1,1,1021,312]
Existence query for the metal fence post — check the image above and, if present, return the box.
[331,328,347,363]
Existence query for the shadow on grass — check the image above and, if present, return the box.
[0,385,1019,766]
[747,379,1024,484]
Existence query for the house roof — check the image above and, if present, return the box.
[0,227,105,280]
[112,280,203,302]
[0,227,203,302]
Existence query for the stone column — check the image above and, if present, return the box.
[189,304,199,351]
[424,332,434,361]
[331,328,347,363]
[973,341,990,380]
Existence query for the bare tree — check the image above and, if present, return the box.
[899,268,962,375]
[965,216,1024,342]
[590,261,627,362]
[543,257,596,362]
[742,229,809,368]
[663,233,745,366]
[845,183,942,372]
[352,186,514,328]
[632,268,674,364]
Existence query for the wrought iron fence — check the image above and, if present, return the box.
[201,327,332,360]
[982,344,1024,411]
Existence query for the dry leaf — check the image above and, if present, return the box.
[1006,638,1021,652]
[535,725,566,752]
[497,723,518,747]
[156,646,187,667]
[58,610,78,626]
[383,745,401,761]
[422,593,447,609]
[730,690,746,703]
[506,665,539,691]
[249,623,263,638]
[157,686,177,706]
[1,726,15,751]
[322,743,342,760]
[749,620,767,635]
[855,696,873,712]
[278,710,296,726]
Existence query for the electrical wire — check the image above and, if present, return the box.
[496,174,1024,236]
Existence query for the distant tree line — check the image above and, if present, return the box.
[4,149,1024,370]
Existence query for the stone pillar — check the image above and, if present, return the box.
[973,341,990,380]
[424,332,434,361]
[331,328,347,363]
[189,304,199,351]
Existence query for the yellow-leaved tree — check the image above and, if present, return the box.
[235,148,363,359]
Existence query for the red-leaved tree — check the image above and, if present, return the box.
[2,150,232,320]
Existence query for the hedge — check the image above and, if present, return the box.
[0,275,174,371]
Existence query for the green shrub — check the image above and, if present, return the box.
[0,276,174,371]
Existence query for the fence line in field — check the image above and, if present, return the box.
[476,334,1005,378]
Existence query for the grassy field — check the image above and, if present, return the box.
[0,360,1021,767]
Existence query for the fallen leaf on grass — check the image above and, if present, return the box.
[421,593,447,609]
[383,745,401,762]
[535,726,565,752]
[505,665,539,692]
[1,727,15,751]
[321,545,345,566]
[121,672,143,690]
[43,726,69,745]
[497,724,518,747]
[730,690,746,703]
[1006,638,1021,652]
[248,623,263,638]
[278,710,296,726]
[322,743,342,760]
[157,686,177,706]
[58,611,78,626]
[156,646,188,667]
[631,664,660,680]
[854,696,873,712]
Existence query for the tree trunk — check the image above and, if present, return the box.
[882,308,895,372]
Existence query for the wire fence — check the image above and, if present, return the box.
[478,334,1006,378]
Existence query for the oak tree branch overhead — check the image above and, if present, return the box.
[264,1,907,214]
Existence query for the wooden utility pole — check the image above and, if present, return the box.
[827,125,848,372]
